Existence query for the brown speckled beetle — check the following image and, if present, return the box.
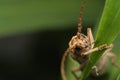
[60,0,120,80]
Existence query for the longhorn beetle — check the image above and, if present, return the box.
[60,0,120,80]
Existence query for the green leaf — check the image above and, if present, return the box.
[81,0,120,79]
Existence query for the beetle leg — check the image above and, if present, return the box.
[81,44,113,55]
[107,52,120,68]
[71,67,81,80]
[103,44,120,68]
[71,62,86,80]
[92,66,99,76]
[87,28,95,48]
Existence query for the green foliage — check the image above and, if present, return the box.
[81,0,120,79]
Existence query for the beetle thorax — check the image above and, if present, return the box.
[69,33,91,53]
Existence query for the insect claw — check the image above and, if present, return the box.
[92,66,99,76]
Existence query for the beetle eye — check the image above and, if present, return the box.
[75,46,82,51]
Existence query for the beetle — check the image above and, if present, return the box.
[60,0,120,80]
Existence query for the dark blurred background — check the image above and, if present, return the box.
[0,0,105,80]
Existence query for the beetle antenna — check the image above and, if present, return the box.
[61,48,70,80]
[77,0,86,37]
